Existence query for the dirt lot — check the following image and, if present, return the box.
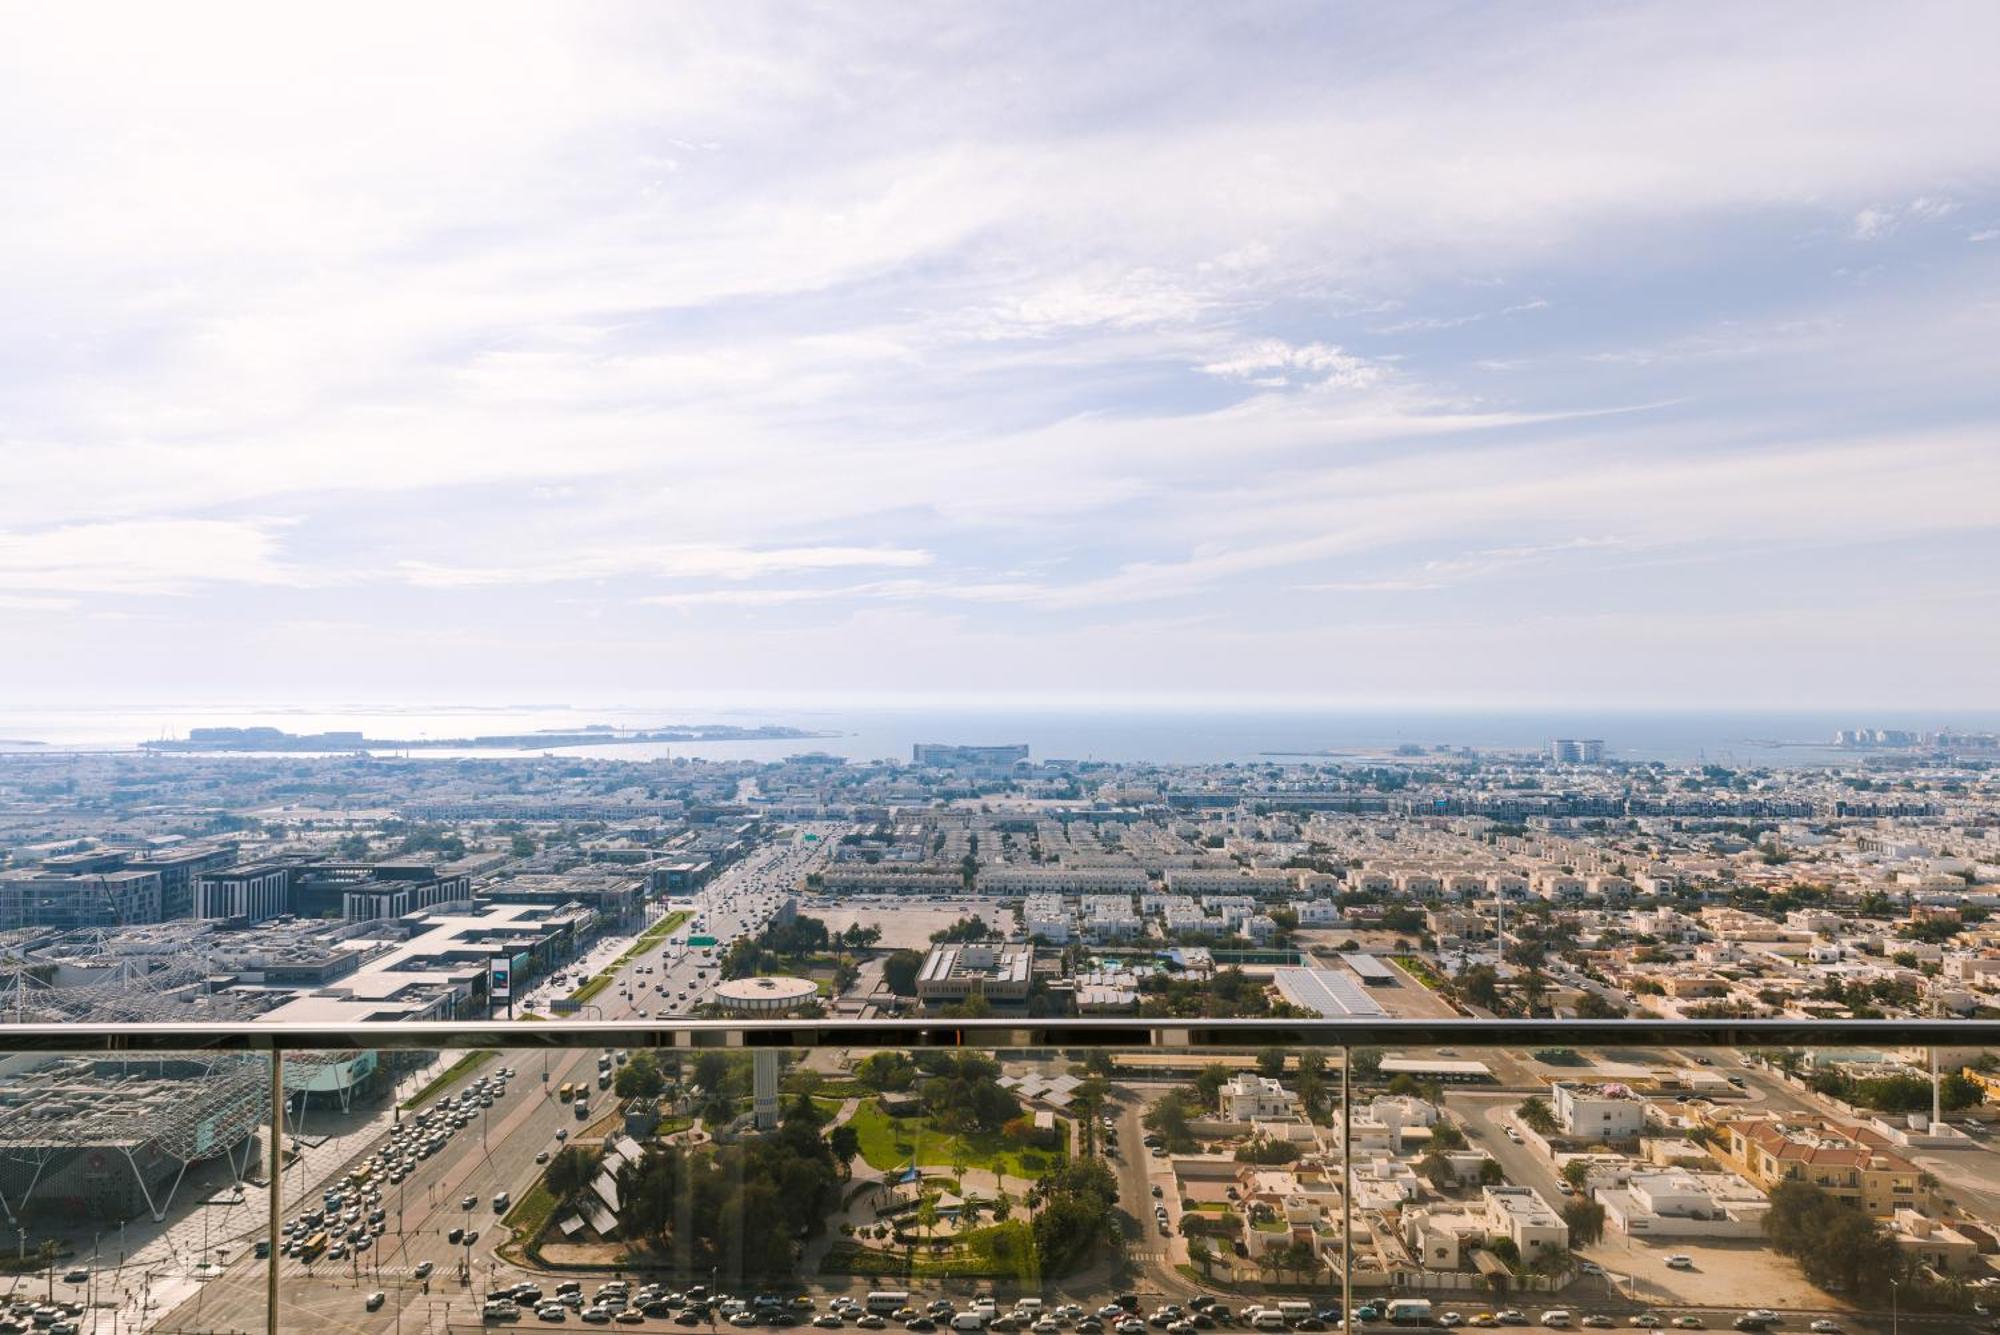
[1586,1235,1847,1313]
[808,894,1014,949]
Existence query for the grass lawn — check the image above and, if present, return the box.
[846,1101,1062,1179]
[568,910,696,1007]
[402,1050,496,1109]
[821,1221,1037,1280]
[1391,955,1446,989]
[501,1178,559,1246]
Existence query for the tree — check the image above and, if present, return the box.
[1297,1071,1329,1122]
[1574,992,1627,1019]
[916,1195,940,1247]
[1388,1073,1420,1098]
[1562,1200,1606,1247]
[992,1189,1013,1224]
[1188,1235,1215,1280]
[1144,1089,1200,1152]
[544,1145,598,1204]
[614,1052,666,1099]
[510,832,537,859]
[1479,1158,1505,1185]
[1350,1048,1384,1083]
[1461,965,1502,1011]
[1256,1049,1286,1079]
[1764,1181,1902,1299]
[883,950,925,997]
[1420,1149,1458,1190]
[828,1124,860,1179]
[1561,1159,1591,1191]
[854,1051,916,1091]
[1194,1063,1233,1110]
[1430,1119,1467,1152]
[1516,1097,1557,1135]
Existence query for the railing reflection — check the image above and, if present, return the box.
[0,1022,1991,1335]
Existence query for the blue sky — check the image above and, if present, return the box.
[2,2,1997,709]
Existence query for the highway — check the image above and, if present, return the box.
[151,827,836,1334]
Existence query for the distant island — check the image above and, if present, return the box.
[140,723,835,752]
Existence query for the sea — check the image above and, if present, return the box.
[2,702,1997,768]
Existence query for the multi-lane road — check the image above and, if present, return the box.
[151,828,837,1335]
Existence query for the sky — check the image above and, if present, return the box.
[2,2,1998,712]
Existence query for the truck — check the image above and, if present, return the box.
[1384,1299,1434,1326]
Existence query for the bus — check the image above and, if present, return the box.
[298,1231,329,1263]
[865,1293,911,1315]
[558,1082,575,1102]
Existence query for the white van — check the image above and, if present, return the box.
[1277,1304,1313,1323]
[1013,1300,1044,1317]
[952,1315,988,1331]
[1539,1313,1571,1329]
[1250,1311,1288,1332]
[867,1293,912,1316]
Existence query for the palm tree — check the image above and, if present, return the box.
[992,1190,1013,1224]
[916,1196,941,1251]
[1188,1235,1215,1280]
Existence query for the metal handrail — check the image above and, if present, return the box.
[0,1016,1994,1052]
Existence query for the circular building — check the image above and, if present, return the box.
[712,974,818,1016]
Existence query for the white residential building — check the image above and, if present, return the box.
[1222,1074,1298,1121]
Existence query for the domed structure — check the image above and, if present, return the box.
[711,974,818,1015]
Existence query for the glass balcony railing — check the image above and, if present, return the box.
[0,1020,1993,1335]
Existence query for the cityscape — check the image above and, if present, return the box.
[2,733,1999,1333]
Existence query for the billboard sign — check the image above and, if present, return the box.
[490,957,511,1000]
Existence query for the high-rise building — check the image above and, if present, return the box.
[753,1049,780,1130]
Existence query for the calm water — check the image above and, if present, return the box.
[2,703,1997,767]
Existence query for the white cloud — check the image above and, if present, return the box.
[395,545,933,589]
[3,4,2000,704]
[0,520,302,595]
[1199,341,1382,387]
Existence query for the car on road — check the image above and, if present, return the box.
[1670,1321,1702,1331]
[367,1293,386,1312]
[616,1314,645,1326]
[1808,1325,1841,1334]
[1629,1318,1661,1329]
[415,1261,435,1279]
[536,1149,550,1164]
[1580,1321,1613,1330]
[582,1309,614,1325]
[538,1306,568,1321]
[462,1194,479,1209]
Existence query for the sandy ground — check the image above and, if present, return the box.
[1587,1235,1848,1313]
[808,896,1015,950]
